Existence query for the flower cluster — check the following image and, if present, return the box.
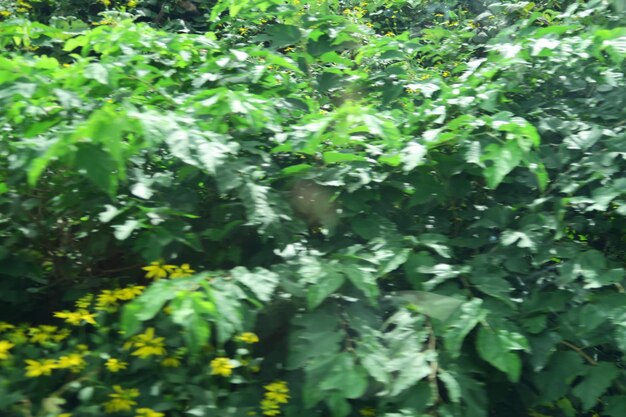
[142,261,195,280]
[261,381,289,416]
[125,328,167,359]
[24,350,87,377]
[210,356,235,377]
[236,332,260,344]
[103,385,140,413]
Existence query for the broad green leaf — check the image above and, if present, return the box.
[306,269,344,309]
[481,141,524,189]
[443,299,485,358]
[395,291,464,322]
[572,362,619,410]
[231,266,279,302]
[476,327,529,382]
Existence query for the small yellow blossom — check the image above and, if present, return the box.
[75,294,94,309]
[161,356,181,367]
[136,408,164,417]
[127,0,138,8]
[130,328,166,359]
[419,74,431,80]
[210,357,234,377]
[442,71,450,77]
[365,22,373,28]
[105,358,128,372]
[169,264,195,279]
[103,385,139,413]
[25,359,57,377]
[114,285,145,300]
[96,290,119,310]
[142,261,176,280]
[0,322,15,332]
[52,328,71,343]
[236,332,259,344]
[53,310,97,326]
[261,399,281,416]
[0,340,14,360]
[0,10,12,18]
[360,408,376,417]
[385,31,395,37]
[239,27,249,35]
[57,353,85,372]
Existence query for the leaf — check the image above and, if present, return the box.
[231,266,279,302]
[323,151,366,164]
[306,269,344,309]
[84,63,108,85]
[572,362,619,410]
[395,291,464,322]
[342,264,379,302]
[481,141,523,189]
[265,24,302,49]
[319,354,369,399]
[75,144,117,196]
[112,219,140,240]
[476,327,529,382]
[438,369,461,403]
[401,142,427,171]
[443,299,485,358]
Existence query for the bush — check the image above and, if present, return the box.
[1,0,626,416]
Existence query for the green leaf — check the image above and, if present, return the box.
[231,266,279,302]
[323,151,366,164]
[395,291,464,322]
[265,24,302,49]
[481,141,524,189]
[572,362,619,410]
[443,299,485,358]
[75,144,117,196]
[476,326,528,382]
[84,63,108,85]
[306,269,344,309]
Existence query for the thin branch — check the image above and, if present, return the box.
[560,340,597,366]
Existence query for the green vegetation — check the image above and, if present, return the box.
[1,0,625,416]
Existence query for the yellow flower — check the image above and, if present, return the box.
[103,385,139,413]
[114,285,145,300]
[239,27,249,35]
[161,357,181,367]
[0,322,15,332]
[136,408,164,417]
[210,357,234,377]
[265,391,289,404]
[0,340,14,360]
[260,399,281,416]
[53,310,97,326]
[57,353,85,372]
[236,332,259,344]
[169,264,195,279]
[127,0,138,8]
[96,290,119,310]
[142,261,176,280]
[105,358,128,372]
[0,10,12,17]
[264,381,289,394]
[442,71,450,78]
[75,294,94,309]
[130,328,166,359]
[52,328,71,343]
[25,359,57,377]
[385,31,395,37]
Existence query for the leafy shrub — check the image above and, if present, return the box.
[1,0,626,416]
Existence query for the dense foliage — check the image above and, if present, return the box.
[1,0,626,416]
